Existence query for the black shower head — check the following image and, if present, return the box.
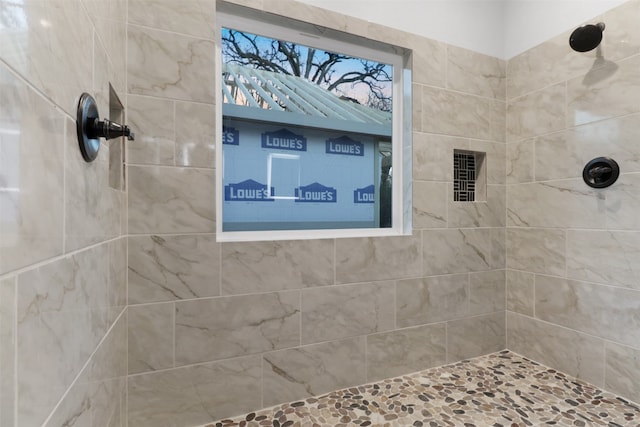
[569,22,605,52]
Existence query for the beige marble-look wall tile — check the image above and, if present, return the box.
[65,117,122,252]
[568,54,640,128]
[366,323,446,382]
[0,66,64,274]
[128,303,174,374]
[175,292,300,365]
[0,277,15,427]
[411,36,446,88]
[469,140,507,186]
[447,45,506,99]
[506,180,605,229]
[129,0,215,39]
[16,244,118,427]
[448,185,506,228]
[126,95,175,166]
[412,85,423,132]
[0,0,93,115]
[108,238,128,309]
[301,282,394,344]
[413,133,466,182]
[413,181,447,229]
[421,86,505,142]
[263,337,366,407]
[44,311,127,427]
[396,274,468,327]
[567,230,640,290]
[222,239,333,295]
[128,234,220,304]
[423,228,505,276]
[175,101,216,168]
[506,228,565,276]
[335,234,421,284]
[506,269,534,317]
[469,270,505,316]
[128,355,262,427]
[507,312,605,387]
[128,24,215,103]
[535,275,640,348]
[506,83,566,143]
[447,312,505,362]
[606,173,640,230]
[128,165,215,234]
[507,139,534,184]
[536,115,640,181]
[605,341,640,405]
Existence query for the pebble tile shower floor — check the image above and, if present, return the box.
[205,351,640,427]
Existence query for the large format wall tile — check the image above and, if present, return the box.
[128,355,262,427]
[507,312,605,387]
[335,234,421,283]
[175,292,300,365]
[506,83,566,142]
[507,180,605,229]
[535,275,640,348]
[412,133,465,182]
[65,117,122,252]
[448,185,506,228]
[44,311,127,427]
[506,269,534,316]
[0,67,64,274]
[396,274,468,327]
[301,282,394,344]
[421,86,505,142]
[447,45,506,100]
[0,0,93,115]
[423,228,505,275]
[469,270,505,316]
[128,165,215,234]
[447,312,505,362]
[506,139,534,184]
[175,101,216,168]
[222,239,334,294]
[366,324,446,382]
[16,244,120,427]
[129,0,216,39]
[126,95,176,166]
[0,277,15,427]
[128,25,215,103]
[263,338,366,407]
[128,303,174,374]
[606,173,640,230]
[128,234,220,303]
[412,181,447,229]
[506,228,565,276]
[567,54,640,127]
[605,342,640,405]
[567,230,640,289]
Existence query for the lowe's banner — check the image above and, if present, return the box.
[222,119,378,231]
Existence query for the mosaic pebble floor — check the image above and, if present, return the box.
[205,350,640,427]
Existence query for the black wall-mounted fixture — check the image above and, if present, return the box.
[583,157,619,188]
[569,22,605,52]
[76,93,134,162]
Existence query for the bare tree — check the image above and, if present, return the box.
[222,29,392,111]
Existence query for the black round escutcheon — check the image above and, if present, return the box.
[583,157,619,188]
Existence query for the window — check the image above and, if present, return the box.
[216,4,411,241]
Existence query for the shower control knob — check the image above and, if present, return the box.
[583,157,619,188]
[91,118,135,141]
[76,92,135,162]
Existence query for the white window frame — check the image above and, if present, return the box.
[215,7,412,242]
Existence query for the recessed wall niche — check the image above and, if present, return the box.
[453,149,486,202]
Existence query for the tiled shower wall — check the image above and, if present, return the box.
[506,0,640,406]
[0,1,127,426]
[124,0,507,426]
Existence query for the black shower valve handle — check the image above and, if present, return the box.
[588,166,612,178]
[90,117,135,141]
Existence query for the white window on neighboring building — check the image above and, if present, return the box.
[216,4,412,241]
